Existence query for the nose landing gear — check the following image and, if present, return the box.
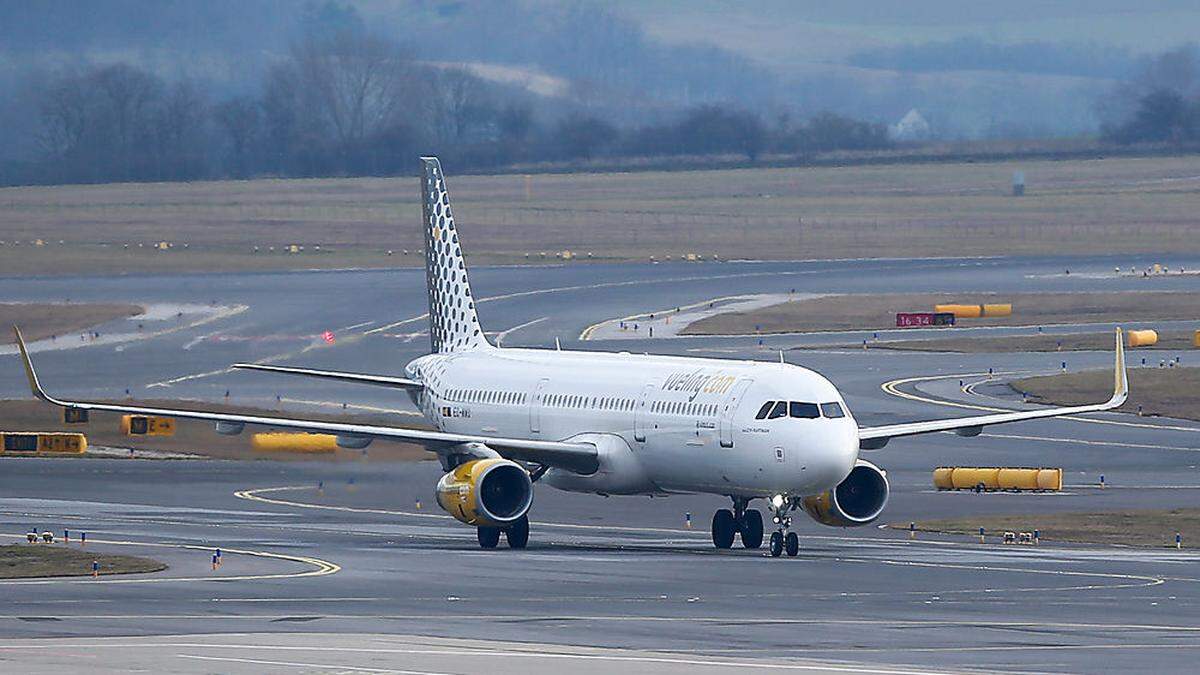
[767,494,799,558]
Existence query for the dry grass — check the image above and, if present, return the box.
[895,509,1200,549]
[0,399,431,462]
[1011,367,1200,421]
[1,155,1199,274]
[0,303,143,344]
[0,544,165,578]
[683,291,1200,335]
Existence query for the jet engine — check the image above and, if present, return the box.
[435,458,533,527]
[800,460,889,527]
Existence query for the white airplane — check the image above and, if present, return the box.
[14,157,1129,557]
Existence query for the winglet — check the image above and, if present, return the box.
[13,326,49,402]
[1111,327,1128,406]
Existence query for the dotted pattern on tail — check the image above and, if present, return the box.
[421,157,487,353]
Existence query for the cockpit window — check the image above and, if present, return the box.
[821,402,846,418]
[768,401,789,419]
[755,401,774,420]
[789,402,820,419]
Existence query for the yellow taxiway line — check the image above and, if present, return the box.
[881,371,1200,433]
[0,533,339,585]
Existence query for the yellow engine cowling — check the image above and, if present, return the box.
[435,458,533,527]
[801,460,889,527]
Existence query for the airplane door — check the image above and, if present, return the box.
[633,383,656,443]
[529,378,549,434]
[718,378,753,448]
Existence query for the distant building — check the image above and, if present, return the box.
[889,109,931,141]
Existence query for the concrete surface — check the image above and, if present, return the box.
[2,254,1200,673]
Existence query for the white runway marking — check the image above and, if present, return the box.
[232,486,1182,597]
[496,316,548,346]
[985,431,1200,452]
[147,260,978,386]
[0,303,247,356]
[0,639,998,674]
[173,649,941,674]
[207,597,383,603]
[3,616,1200,631]
[177,654,451,675]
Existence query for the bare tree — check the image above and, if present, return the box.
[214,96,261,176]
[36,69,91,158]
[555,113,617,160]
[92,63,161,176]
[290,30,412,152]
[151,80,207,179]
[430,67,486,143]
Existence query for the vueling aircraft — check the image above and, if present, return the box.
[14,157,1128,557]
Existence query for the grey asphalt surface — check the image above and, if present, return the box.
[3,255,1200,673]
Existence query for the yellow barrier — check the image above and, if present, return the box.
[998,468,1040,490]
[120,415,176,436]
[950,467,1000,490]
[934,304,983,318]
[932,467,955,490]
[1126,329,1158,348]
[251,432,338,453]
[1037,468,1063,491]
[933,303,1011,318]
[1,432,87,454]
[935,467,1062,492]
[1194,330,1200,348]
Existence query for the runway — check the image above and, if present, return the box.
[3,254,1200,672]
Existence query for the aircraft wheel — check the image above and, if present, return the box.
[769,531,783,557]
[740,509,764,549]
[712,509,736,549]
[785,531,799,557]
[505,515,529,549]
[477,526,501,549]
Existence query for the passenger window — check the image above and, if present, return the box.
[768,401,788,419]
[789,402,820,419]
[755,402,774,420]
[821,402,845,418]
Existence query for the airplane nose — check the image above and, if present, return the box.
[821,424,859,486]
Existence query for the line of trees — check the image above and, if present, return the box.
[1101,45,1200,145]
[11,28,891,186]
[1104,90,1200,144]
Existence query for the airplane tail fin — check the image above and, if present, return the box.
[420,156,488,353]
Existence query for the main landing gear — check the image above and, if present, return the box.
[477,514,529,549]
[766,494,799,557]
[711,497,764,550]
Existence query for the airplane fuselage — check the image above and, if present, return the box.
[406,347,860,499]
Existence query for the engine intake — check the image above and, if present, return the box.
[435,458,533,527]
[801,460,889,527]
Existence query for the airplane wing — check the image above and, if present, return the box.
[13,328,598,474]
[233,363,423,390]
[857,327,1128,450]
